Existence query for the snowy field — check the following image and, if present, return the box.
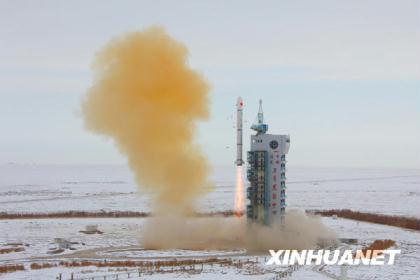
[1,164,420,279]
[1,164,419,217]
[1,217,419,279]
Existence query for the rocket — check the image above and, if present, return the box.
[235,97,244,166]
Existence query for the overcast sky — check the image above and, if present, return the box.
[0,0,419,168]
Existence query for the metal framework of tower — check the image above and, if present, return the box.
[246,100,290,226]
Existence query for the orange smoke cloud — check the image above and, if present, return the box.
[82,28,337,252]
[82,27,211,214]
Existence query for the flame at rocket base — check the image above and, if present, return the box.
[234,165,244,217]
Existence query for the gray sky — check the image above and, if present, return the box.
[0,0,419,168]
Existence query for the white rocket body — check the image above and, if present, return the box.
[235,97,244,166]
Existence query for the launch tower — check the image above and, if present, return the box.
[246,100,290,226]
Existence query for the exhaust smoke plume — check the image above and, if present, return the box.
[83,27,336,251]
[142,210,337,251]
[82,27,211,215]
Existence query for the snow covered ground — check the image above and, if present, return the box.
[321,217,420,280]
[1,164,419,279]
[1,216,419,279]
[1,164,419,216]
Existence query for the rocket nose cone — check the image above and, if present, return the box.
[237,97,244,108]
